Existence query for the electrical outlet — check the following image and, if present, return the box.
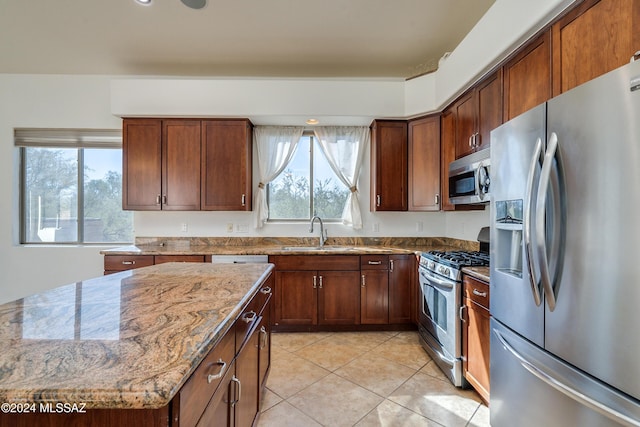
[236,223,249,233]
[181,223,188,232]
[372,223,380,232]
[226,223,234,233]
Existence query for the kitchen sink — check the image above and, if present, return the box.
[280,246,354,252]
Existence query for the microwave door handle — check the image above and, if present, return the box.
[536,132,566,311]
[524,137,543,306]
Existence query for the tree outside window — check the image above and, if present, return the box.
[267,135,348,221]
[22,147,133,244]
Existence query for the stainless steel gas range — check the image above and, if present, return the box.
[417,248,489,387]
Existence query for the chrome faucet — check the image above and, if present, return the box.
[309,215,327,247]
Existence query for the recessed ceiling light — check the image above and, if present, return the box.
[135,0,152,5]
[306,119,319,125]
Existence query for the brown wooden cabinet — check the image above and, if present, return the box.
[123,118,252,212]
[360,255,389,324]
[440,109,456,211]
[388,254,413,324]
[370,120,408,211]
[270,255,360,329]
[408,115,440,211]
[503,30,552,121]
[201,120,253,211]
[103,254,205,275]
[461,274,490,405]
[552,0,640,96]
[454,71,502,159]
[123,119,201,211]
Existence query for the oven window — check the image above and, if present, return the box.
[423,284,448,332]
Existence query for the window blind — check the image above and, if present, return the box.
[14,128,122,149]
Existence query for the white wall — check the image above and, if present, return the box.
[0,0,571,304]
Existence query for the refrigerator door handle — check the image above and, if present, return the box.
[494,327,640,427]
[524,137,543,306]
[535,132,566,311]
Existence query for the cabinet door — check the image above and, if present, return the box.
[201,120,252,211]
[274,271,317,326]
[408,115,441,211]
[503,30,552,121]
[122,119,162,210]
[162,120,201,210]
[318,271,360,325]
[454,92,476,159]
[360,270,388,324]
[388,255,413,324]
[462,299,491,404]
[370,120,408,211]
[195,359,236,427]
[234,320,261,427]
[476,71,503,152]
[552,0,640,96]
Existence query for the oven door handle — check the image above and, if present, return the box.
[419,269,454,290]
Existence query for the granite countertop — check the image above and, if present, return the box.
[100,236,481,257]
[462,266,490,282]
[0,262,274,409]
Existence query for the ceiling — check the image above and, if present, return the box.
[0,0,495,79]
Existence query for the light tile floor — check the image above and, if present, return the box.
[257,331,490,427]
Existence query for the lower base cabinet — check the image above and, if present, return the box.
[461,274,490,404]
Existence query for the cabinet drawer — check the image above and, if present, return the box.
[104,255,154,271]
[270,255,359,271]
[172,326,235,427]
[464,275,490,310]
[235,295,261,353]
[360,255,389,270]
[154,255,205,264]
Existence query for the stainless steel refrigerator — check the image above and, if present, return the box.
[490,59,640,426]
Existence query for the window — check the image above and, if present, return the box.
[17,129,133,244]
[267,134,349,221]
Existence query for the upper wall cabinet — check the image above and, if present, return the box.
[123,119,201,210]
[408,115,440,211]
[453,71,502,159]
[503,30,552,121]
[123,118,252,211]
[552,0,640,96]
[201,119,253,211]
[370,120,408,211]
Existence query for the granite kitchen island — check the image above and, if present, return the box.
[0,262,274,426]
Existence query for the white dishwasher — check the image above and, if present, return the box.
[210,255,269,264]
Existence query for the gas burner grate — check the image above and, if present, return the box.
[421,250,490,268]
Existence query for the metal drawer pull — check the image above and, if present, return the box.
[156,195,161,205]
[241,194,246,206]
[260,286,272,294]
[259,326,268,349]
[472,289,487,297]
[389,260,394,272]
[319,276,323,289]
[313,275,317,289]
[231,376,241,405]
[207,359,227,383]
[122,261,135,265]
[376,195,381,207]
[459,305,467,322]
[361,274,366,287]
[241,311,257,323]
[368,261,382,265]
[162,195,167,204]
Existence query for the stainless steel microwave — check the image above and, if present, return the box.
[448,148,490,204]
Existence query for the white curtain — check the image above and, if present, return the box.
[313,126,369,229]
[254,126,304,228]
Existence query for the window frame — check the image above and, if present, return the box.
[16,128,132,246]
[266,132,347,223]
